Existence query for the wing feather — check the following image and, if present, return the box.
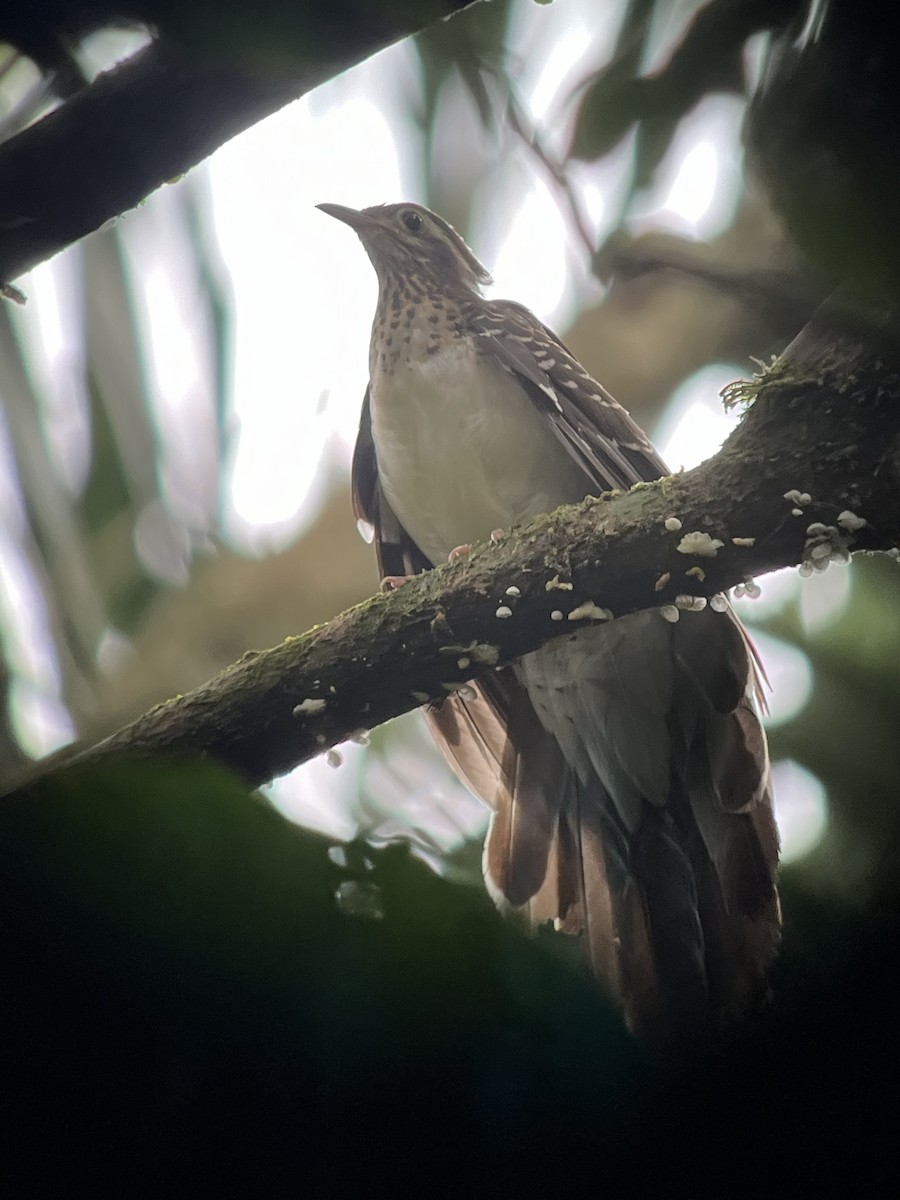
[474,299,668,492]
[352,387,431,578]
[426,670,565,907]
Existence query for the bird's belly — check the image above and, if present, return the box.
[370,344,587,564]
[371,341,676,830]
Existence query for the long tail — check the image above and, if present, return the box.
[525,769,780,1035]
[427,608,780,1035]
[523,669,780,1031]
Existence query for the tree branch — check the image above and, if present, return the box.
[0,2,475,285]
[7,302,899,793]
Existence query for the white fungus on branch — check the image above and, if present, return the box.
[837,510,867,532]
[567,601,613,622]
[676,531,724,557]
[784,489,812,507]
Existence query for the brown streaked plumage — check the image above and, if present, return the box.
[319,200,780,1036]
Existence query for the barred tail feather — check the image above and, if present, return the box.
[524,776,778,1035]
[424,649,779,1037]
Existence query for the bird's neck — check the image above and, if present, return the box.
[368,273,468,380]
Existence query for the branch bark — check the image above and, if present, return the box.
[0,2,475,285]
[11,301,893,793]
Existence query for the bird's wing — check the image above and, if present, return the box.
[472,299,669,491]
[471,298,770,712]
[352,387,431,579]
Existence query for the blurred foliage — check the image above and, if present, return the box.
[0,184,229,754]
[569,0,766,183]
[0,760,634,1188]
[764,556,900,901]
[2,758,899,1190]
[745,0,900,297]
[1,0,900,1179]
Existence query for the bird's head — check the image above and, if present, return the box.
[317,202,492,295]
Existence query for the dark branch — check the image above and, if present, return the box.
[0,3,475,285]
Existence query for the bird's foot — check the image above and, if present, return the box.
[380,574,415,592]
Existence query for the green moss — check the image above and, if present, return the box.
[721,353,857,411]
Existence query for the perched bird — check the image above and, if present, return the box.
[319,201,780,1035]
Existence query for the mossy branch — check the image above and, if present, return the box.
[8,301,900,792]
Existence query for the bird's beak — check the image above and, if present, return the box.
[316,203,377,232]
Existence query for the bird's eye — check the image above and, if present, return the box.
[401,210,423,233]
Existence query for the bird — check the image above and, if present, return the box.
[318,200,780,1036]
